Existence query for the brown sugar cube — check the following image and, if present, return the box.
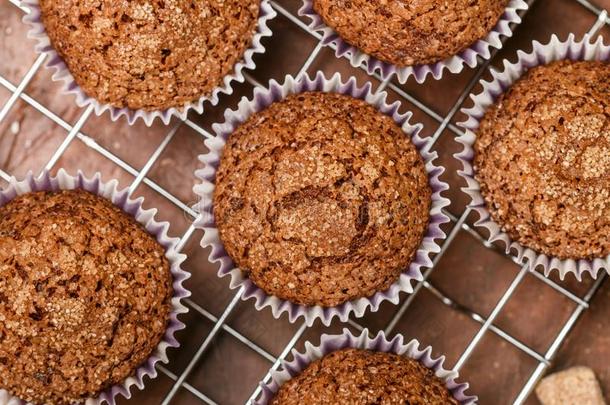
[536,366,606,405]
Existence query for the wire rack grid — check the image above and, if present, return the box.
[0,0,609,404]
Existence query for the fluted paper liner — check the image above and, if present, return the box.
[22,0,276,126]
[300,0,528,83]
[455,34,610,281]
[254,328,477,404]
[0,170,190,405]
[193,72,450,326]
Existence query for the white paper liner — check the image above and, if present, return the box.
[0,170,191,405]
[193,72,450,326]
[299,0,528,84]
[254,328,477,404]
[455,34,610,281]
[21,0,276,126]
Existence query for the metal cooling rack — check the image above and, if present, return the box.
[1,0,609,404]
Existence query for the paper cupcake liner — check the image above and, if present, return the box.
[193,72,450,327]
[21,0,276,126]
[254,328,477,404]
[455,34,610,281]
[0,170,190,405]
[299,0,528,84]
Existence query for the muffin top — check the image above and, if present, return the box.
[312,0,508,66]
[474,60,610,260]
[270,348,459,404]
[0,190,173,404]
[39,0,260,110]
[214,92,431,307]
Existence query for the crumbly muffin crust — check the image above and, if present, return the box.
[313,0,508,66]
[213,92,431,307]
[39,0,260,110]
[270,348,459,405]
[0,190,173,404]
[474,60,610,260]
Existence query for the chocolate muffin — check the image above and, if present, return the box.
[270,348,459,404]
[313,0,508,65]
[0,189,173,404]
[474,60,610,260]
[39,0,260,110]
[213,92,431,307]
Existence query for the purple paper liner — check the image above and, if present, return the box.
[0,170,191,405]
[254,328,477,404]
[192,72,451,326]
[455,34,610,281]
[299,0,528,84]
[21,0,276,126]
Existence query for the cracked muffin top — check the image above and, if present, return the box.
[474,60,610,260]
[39,0,260,110]
[313,0,508,66]
[213,92,431,307]
[270,348,459,404]
[0,189,173,404]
